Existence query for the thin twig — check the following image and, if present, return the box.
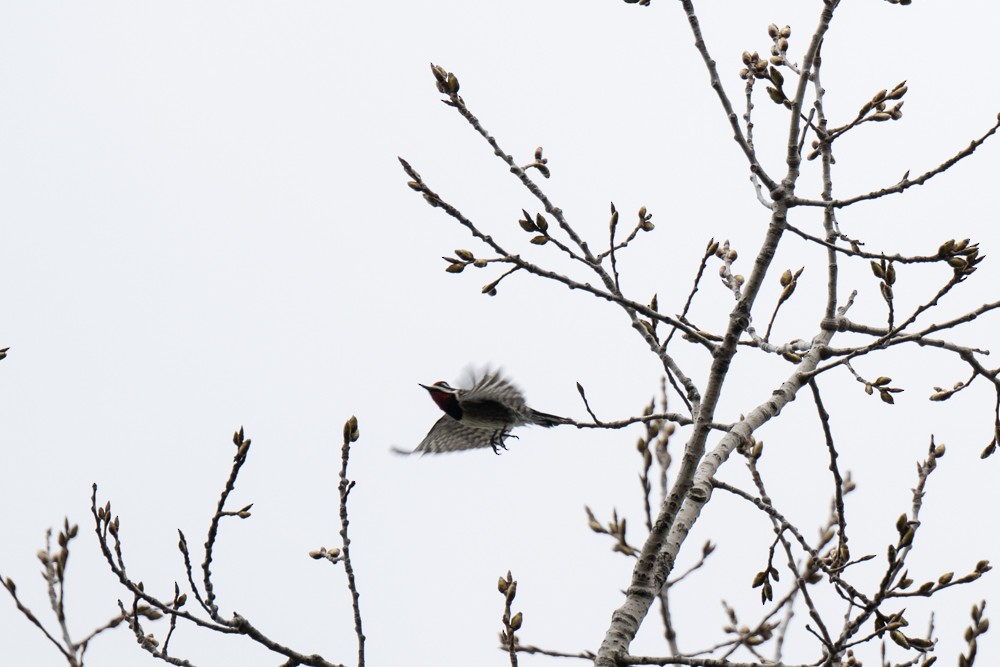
[808,381,848,557]
[790,116,1000,209]
[338,416,366,667]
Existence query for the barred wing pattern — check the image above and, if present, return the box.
[412,415,508,454]
[461,369,528,411]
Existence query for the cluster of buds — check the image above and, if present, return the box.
[584,506,637,557]
[808,82,908,160]
[739,49,771,81]
[497,571,523,648]
[870,258,897,307]
[716,240,744,290]
[892,558,992,599]
[937,238,983,277]
[309,546,343,563]
[442,248,487,274]
[430,63,459,95]
[637,206,654,232]
[96,500,120,537]
[524,146,550,178]
[873,609,935,653]
[929,379,967,403]
[961,602,991,667]
[862,374,903,405]
[859,82,907,122]
[518,209,552,245]
[751,562,779,604]
[739,25,792,106]
[766,23,792,64]
[819,538,851,570]
[232,426,251,458]
[607,204,655,236]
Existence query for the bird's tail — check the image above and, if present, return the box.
[528,409,572,427]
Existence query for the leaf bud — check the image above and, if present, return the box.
[887,85,908,100]
[766,86,786,105]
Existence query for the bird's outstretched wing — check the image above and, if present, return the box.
[397,415,505,455]
[461,368,528,411]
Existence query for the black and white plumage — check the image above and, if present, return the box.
[399,368,569,455]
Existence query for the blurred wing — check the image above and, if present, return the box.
[462,368,527,410]
[410,416,500,454]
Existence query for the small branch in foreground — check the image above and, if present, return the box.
[1,520,135,667]
[808,380,849,557]
[311,417,367,666]
[498,572,522,667]
[90,430,346,667]
[790,115,1000,209]
[339,417,365,667]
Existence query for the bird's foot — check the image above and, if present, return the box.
[490,430,516,455]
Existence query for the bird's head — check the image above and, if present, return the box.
[420,381,461,414]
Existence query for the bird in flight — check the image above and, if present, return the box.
[397,368,570,455]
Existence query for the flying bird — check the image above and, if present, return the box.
[397,368,570,455]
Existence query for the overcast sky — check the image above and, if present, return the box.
[2,2,999,666]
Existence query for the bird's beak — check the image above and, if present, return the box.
[418,383,433,392]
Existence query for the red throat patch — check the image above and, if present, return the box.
[428,388,455,411]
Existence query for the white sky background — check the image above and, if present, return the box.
[1,1,999,665]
